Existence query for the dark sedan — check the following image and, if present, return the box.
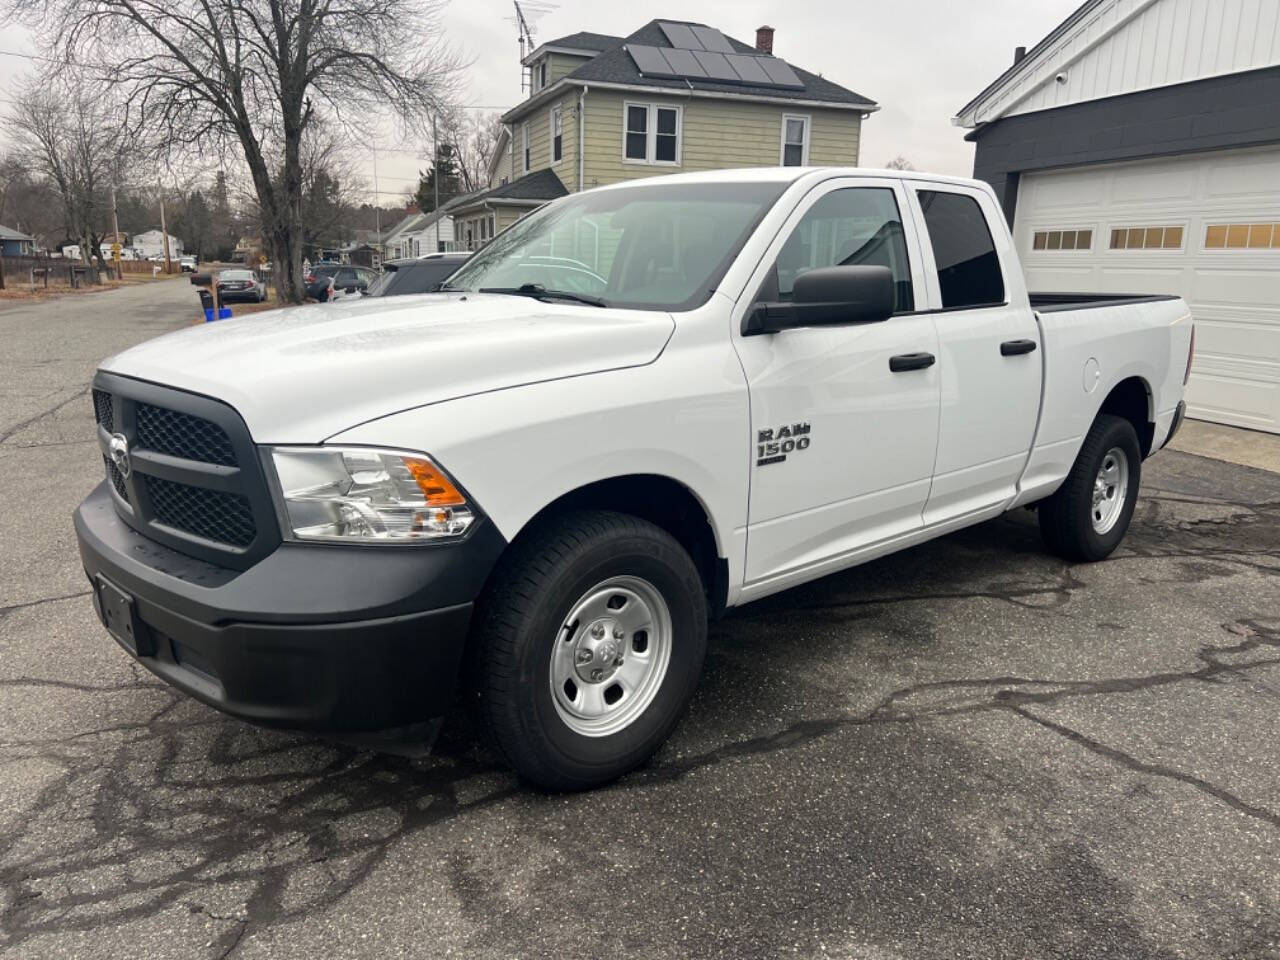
[215,269,268,303]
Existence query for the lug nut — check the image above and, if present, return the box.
[613,628,624,639]
[590,668,604,682]
[576,649,593,664]
[614,656,624,666]
[591,624,605,639]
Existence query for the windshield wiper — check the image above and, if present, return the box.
[478,283,608,307]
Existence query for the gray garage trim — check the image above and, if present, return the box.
[969,65,1280,225]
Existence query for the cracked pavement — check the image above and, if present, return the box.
[1,281,1278,959]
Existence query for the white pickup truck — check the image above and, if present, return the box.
[76,168,1194,789]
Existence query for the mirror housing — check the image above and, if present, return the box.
[744,265,895,335]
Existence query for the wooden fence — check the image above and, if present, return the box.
[0,254,184,287]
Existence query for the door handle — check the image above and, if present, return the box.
[1000,339,1038,356]
[889,352,936,372]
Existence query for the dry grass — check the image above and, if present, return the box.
[0,279,127,301]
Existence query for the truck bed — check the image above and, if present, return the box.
[1029,292,1182,312]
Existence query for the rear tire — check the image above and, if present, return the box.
[467,510,707,791]
[1038,414,1141,561]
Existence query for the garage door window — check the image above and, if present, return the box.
[1204,223,1280,249]
[1109,225,1183,250]
[1033,228,1092,251]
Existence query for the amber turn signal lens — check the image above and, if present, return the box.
[404,457,466,506]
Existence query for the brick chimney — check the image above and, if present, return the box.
[755,25,774,55]
[406,200,419,214]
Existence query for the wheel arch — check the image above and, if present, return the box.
[497,473,728,617]
[1097,375,1155,456]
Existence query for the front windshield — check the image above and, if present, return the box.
[444,180,787,310]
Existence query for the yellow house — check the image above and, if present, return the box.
[449,20,878,246]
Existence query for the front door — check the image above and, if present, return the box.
[734,179,941,595]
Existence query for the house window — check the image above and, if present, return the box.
[1109,225,1184,250]
[538,61,548,90]
[781,114,810,167]
[1204,222,1280,249]
[623,103,681,165]
[551,104,563,163]
[522,123,530,174]
[1032,228,1093,251]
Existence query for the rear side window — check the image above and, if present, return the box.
[917,190,1004,309]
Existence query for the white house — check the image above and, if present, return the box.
[382,207,459,259]
[131,230,184,259]
[955,0,1280,434]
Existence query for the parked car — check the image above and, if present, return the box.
[75,168,1194,790]
[179,256,197,272]
[365,253,470,297]
[215,268,268,303]
[304,263,378,301]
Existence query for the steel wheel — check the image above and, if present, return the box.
[549,575,672,738]
[1091,446,1129,534]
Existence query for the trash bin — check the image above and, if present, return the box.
[198,288,232,322]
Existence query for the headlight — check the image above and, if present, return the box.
[269,446,476,542]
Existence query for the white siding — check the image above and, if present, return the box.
[1015,145,1280,433]
[967,0,1280,125]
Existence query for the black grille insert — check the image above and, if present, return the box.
[92,389,113,429]
[103,455,129,502]
[145,476,256,548]
[136,403,237,466]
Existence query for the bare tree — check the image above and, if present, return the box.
[884,156,916,171]
[5,82,125,276]
[5,0,464,301]
[449,111,504,194]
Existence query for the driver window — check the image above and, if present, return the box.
[770,187,914,312]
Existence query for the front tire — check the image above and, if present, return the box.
[1038,414,1142,561]
[467,510,708,790]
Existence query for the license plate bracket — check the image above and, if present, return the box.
[95,577,155,657]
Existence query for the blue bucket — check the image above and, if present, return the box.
[204,306,233,322]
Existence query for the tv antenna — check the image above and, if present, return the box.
[511,1,558,91]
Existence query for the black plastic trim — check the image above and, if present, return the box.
[1030,293,1182,312]
[93,371,281,570]
[889,352,936,372]
[1001,338,1038,356]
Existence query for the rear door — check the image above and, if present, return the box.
[736,177,941,593]
[904,184,1042,524]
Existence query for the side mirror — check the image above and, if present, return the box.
[744,265,895,335]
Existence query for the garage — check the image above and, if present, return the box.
[1015,146,1280,433]
[954,0,1280,434]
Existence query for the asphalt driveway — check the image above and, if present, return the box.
[1,281,1277,959]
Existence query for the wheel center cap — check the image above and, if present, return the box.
[575,620,623,683]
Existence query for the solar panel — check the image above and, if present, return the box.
[627,44,678,77]
[690,26,735,53]
[692,50,740,82]
[661,47,709,78]
[659,22,704,50]
[760,57,804,88]
[725,54,771,84]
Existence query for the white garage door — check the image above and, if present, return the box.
[1015,145,1280,434]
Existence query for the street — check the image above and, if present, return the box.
[1,281,1278,959]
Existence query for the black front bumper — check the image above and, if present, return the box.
[74,483,506,741]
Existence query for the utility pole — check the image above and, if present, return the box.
[111,186,122,280]
[372,146,382,264]
[433,115,441,253]
[159,191,171,273]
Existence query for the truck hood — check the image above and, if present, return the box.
[101,293,676,442]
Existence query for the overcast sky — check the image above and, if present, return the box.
[0,0,1077,209]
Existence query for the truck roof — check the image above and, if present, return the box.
[586,165,990,193]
